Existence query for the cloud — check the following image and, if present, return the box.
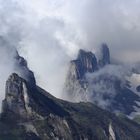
[0,37,17,110]
[0,0,140,104]
[85,65,131,108]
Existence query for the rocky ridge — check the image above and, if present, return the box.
[0,73,140,140]
[63,44,140,117]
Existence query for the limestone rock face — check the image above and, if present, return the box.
[64,49,98,101]
[2,73,32,118]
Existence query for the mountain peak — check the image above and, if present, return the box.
[2,73,32,118]
[1,73,140,140]
[77,49,96,61]
[75,49,98,78]
[68,49,98,80]
[8,73,20,81]
[77,49,86,56]
[99,43,110,67]
[63,49,98,101]
[14,51,36,87]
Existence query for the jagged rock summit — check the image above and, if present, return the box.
[77,49,98,76]
[1,73,140,140]
[98,43,110,67]
[66,44,110,84]
[63,44,140,117]
[2,73,32,119]
[63,44,110,102]
[0,44,140,139]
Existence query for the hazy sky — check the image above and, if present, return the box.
[0,0,140,100]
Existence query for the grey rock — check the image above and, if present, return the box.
[98,43,110,67]
[2,73,32,118]
[63,49,98,101]
[1,73,140,140]
[63,45,140,117]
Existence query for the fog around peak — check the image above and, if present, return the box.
[0,0,140,105]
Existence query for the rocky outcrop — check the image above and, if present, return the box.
[63,49,98,101]
[98,43,110,67]
[0,73,140,140]
[63,44,140,117]
[2,73,32,119]
[70,49,98,80]
[77,49,98,76]
[0,41,140,139]
[63,45,111,102]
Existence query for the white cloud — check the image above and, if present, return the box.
[0,0,140,102]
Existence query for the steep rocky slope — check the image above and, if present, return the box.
[0,73,140,140]
[63,44,140,117]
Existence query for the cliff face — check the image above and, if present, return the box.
[63,44,140,117]
[77,49,98,77]
[1,73,140,140]
[69,49,98,80]
[64,49,98,101]
[2,73,32,119]
[63,45,110,102]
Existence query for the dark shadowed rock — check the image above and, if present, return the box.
[99,43,110,67]
[77,49,98,74]
[1,73,140,140]
[2,73,32,119]
[69,49,98,80]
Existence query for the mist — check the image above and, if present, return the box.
[0,0,140,104]
[85,65,131,109]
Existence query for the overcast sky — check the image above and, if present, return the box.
[0,0,140,100]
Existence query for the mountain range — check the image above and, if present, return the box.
[0,45,140,139]
[63,44,140,118]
